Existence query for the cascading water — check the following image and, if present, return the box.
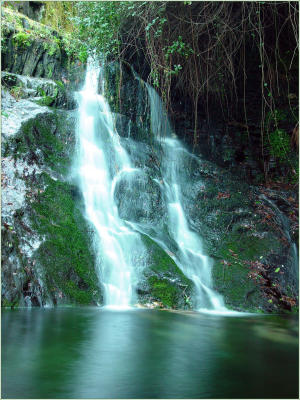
[76,58,226,311]
[75,59,147,308]
[146,84,226,311]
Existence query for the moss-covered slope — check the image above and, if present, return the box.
[136,234,194,309]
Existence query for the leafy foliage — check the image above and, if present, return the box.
[73,2,126,58]
[10,85,23,100]
[13,31,31,48]
[263,108,298,182]
[269,129,290,159]
[41,2,76,33]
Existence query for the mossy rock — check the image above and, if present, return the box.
[2,7,86,88]
[103,61,152,143]
[29,173,101,305]
[137,234,194,309]
[1,298,19,308]
[212,231,282,312]
[4,110,76,175]
[147,276,181,308]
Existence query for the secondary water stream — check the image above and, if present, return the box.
[146,84,225,310]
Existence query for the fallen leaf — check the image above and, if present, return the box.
[228,249,238,257]
[217,192,231,200]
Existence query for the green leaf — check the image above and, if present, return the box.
[275,267,280,273]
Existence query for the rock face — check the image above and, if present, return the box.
[2,7,86,90]
[1,84,101,307]
[104,62,152,143]
[1,71,77,112]
[182,159,298,312]
[104,61,298,313]
[2,28,85,90]
[7,2,45,22]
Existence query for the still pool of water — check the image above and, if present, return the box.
[2,308,298,398]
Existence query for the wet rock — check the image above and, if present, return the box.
[107,61,298,312]
[104,62,152,143]
[136,235,194,309]
[1,72,77,110]
[114,169,166,227]
[1,88,51,150]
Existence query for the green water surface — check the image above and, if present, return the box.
[1,308,298,398]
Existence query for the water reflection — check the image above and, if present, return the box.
[2,308,298,399]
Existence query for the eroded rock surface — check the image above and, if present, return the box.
[1,83,101,308]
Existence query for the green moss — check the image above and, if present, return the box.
[215,231,280,261]
[212,231,282,311]
[13,112,74,175]
[13,31,32,48]
[29,174,101,305]
[212,257,259,310]
[148,276,179,308]
[65,281,93,305]
[141,234,187,280]
[34,96,55,107]
[140,234,194,308]
[1,298,19,308]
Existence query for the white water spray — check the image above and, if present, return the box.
[76,59,146,308]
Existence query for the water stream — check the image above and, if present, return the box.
[76,60,147,308]
[145,84,226,310]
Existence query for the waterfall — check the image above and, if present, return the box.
[75,59,146,308]
[75,58,226,311]
[146,84,226,311]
